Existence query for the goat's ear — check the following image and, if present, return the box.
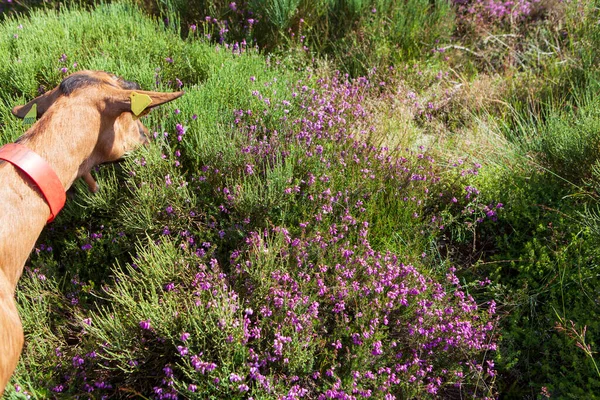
[107,89,184,116]
[12,87,61,119]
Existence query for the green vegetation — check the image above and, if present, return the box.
[1,0,600,398]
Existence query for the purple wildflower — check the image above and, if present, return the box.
[139,319,151,330]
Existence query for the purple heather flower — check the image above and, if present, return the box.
[72,355,85,367]
[177,345,189,356]
[372,341,383,355]
[139,319,152,330]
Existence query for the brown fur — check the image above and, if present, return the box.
[0,71,183,395]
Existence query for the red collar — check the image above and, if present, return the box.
[0,143,66,223]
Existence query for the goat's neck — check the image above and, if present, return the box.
[0,106,99,290]
[19,105,100,189]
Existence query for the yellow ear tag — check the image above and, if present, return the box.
[23,103,37,125]
[130,92,152,117]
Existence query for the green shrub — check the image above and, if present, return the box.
[142,0,455,76]
[469,145,600,397]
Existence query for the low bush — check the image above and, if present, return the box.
[137,0,456,76]
[469,133,600,397]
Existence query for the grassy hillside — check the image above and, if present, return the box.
[1,0,600,399]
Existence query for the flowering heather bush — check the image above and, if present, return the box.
[448,0,565,73]
[0,3,503,399]
[452,0,541,24]
[10,68,500,399]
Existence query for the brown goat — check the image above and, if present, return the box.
[0,70,183,395]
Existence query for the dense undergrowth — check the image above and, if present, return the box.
[1,0,600,399]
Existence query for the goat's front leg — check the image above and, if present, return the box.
[0,273,24,397]
[82,172,99,193]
